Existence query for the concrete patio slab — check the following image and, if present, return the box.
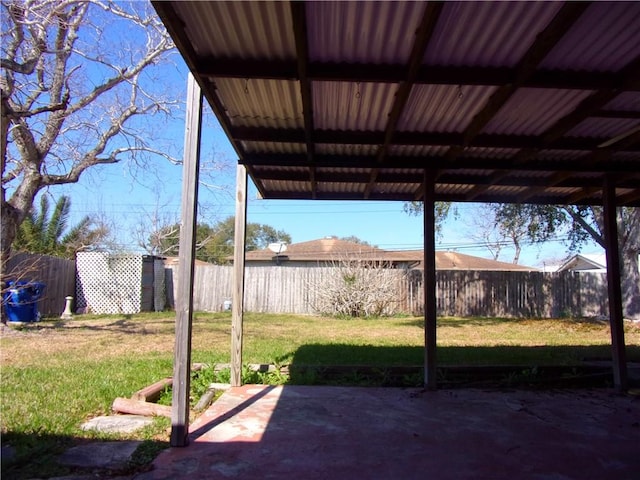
[58,441,141,470]
[137,386,640,480]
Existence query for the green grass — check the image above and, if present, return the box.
[1,312,639,479]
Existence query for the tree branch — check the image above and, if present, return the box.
[563,206,605,248]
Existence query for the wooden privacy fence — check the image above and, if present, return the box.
[3,253,76,317]
[405,270,608,318]
[166,264,609,318]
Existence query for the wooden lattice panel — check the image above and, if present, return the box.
[76,253,143,314]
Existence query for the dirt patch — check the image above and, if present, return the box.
[0,317,178,367]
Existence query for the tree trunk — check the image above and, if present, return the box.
[0,206,20,324]
[621,249,640,320]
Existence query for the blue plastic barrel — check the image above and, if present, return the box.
[4,281,46,322]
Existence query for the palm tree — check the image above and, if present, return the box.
[12,196,109,259]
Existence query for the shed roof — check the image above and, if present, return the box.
[153,1,639,206]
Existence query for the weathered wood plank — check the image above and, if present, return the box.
[171,73,203,447]
[603,175,627,392]
[231,164,248,387]
[113,397,172,418]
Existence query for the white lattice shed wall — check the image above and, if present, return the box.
[76,253,165,314]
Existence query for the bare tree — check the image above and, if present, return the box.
[309,256,403,317]
[464,205,506,261]
[1,0,178,270]
[134,195,181,256]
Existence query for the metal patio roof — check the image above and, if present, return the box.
[153,1,640,206]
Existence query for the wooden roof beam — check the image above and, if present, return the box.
[241,153,635,172]
[291,1,317,198]
[465,171,513,201]
[197,61,640,92]
[516,171,573,203]
[231,126,637,152]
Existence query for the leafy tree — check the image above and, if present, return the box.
[1,1,176,269]
[491,204,565,264]
[12,195,110,258]
[147,216,292,265]
[403,201,456,238]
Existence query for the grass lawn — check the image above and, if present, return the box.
[1,312,639,478]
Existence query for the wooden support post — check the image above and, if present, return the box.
[423,170,437,389]
[603,175,628,392]
[231,164,248,387]
[170,73,203,447]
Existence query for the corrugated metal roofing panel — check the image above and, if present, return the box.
[602,92,640,111]
[264,179,311,193]
[371,182,417,195]
[424,2,562,67]
[306,1,426,63]
[482,88,594,135]
[399,85,497,132]
[566,118,640,139]
[242,142,306,154]
[389,145,448,157]
[538,150,592,161]
[507,170,555,179]
[155,0,640,207]
[436,184,473,196]
[174,1,295,59]
[379,168,424,176]
[450,168,493,177]
[253,165,308,175]
[482,185,529,196]
[215,78,303,129]
[316,144,379,156]
[535,186,583,199]
[316,167,370,176]
[317,182,366,194]
[464,148,520,159]
[540,3,640,71]
[313,82,397,131]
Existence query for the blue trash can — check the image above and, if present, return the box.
[4,281,46,322]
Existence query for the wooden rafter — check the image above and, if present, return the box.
[290,1,317,198]
[197,61,640,92]
[465,171,513,202]
[242,152,635,172]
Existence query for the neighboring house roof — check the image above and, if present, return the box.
[244,237,391,263]
[435,251,538,271]
[242,238,539,271]
[557,253,607,272]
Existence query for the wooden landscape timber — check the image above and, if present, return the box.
[112,397,172,418]
[131,377,173,403]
